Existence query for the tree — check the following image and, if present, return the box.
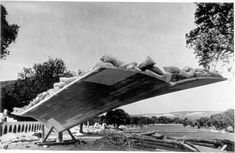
[130,116,140,125]
[182,118,193,127]
[158,116,172,124]
[105,109,131,128]
[186,3,233,71]
[2,58,75,112]
[210,109,234,129]
[196,117,210,128]
[1,5,19,59]
[172,117,183,124]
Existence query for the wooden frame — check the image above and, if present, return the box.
[37,125,79,145]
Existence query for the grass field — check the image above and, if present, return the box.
[125,124,235,141]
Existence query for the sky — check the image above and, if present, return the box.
[0,2,234,114]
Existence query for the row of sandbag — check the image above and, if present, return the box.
[95,55,222,83]
[13,76,78,114]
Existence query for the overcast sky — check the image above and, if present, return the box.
[1,2,234,114]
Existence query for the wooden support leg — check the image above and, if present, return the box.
[79,123,83,133]
[67,129,76,141]
[42,127,54,143]
[0,123,3,137]
[57,131,63,143]
[41,125,45,140]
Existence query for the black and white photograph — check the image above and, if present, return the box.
[0,1,234,152]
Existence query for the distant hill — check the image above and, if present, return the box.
[133,111,222,120]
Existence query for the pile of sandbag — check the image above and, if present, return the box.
[13,76,78,114]
[12,55,223,114]
[95,55,222,83]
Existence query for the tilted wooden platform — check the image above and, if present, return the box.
[13,67,226,132]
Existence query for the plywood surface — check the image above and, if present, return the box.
[13,67,226,132]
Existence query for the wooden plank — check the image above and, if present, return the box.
[139,131,155,136]
[37,140,78,146]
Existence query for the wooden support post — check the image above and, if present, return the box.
[0,123,3,136]
[41,125,45,140]
[42,127,53,143]
[79,123,83,133]
[67,129,76,141]
[57,131,63,143]
[87,121,89,127]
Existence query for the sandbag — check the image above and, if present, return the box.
[163,66,180,74]
[53,82,66,89]
[178,71,195,79]
[59,77,77,85]
[195,72,211,77]
[100,55,124,67]
[208,71,223,77]
[13,107,21,113]
[31,97,40,105]
[119,62,138,68]
[145,69,172,83]
[138,56,156,70]
[38,92,49,100]
[170,73,178,82]
[47,89,55,95]
[126,64,141,71]
[195,68,208,73]
[148,66,164,75]
[53,86,61,92]
[94,61,116,69]
[181,66,195,73]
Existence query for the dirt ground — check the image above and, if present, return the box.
[1,127,234,151]
[0,131,138,151]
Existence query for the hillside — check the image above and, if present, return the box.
[134,111,222,120]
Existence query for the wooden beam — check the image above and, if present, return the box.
[42,127,54,143]
[79,123,83,133]
[57,131,63,142]
[67,129,76,141]
[41,125,45,140]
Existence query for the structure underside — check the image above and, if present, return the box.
[13,67,226,132]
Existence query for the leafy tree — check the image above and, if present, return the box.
[172,117,183,124]
[158,116,172,124]
[196,117,210,128]
[1,5,19,59]
[138,117,148,125]
[151,116,159,124]
[130,116,141,125]
[182,118,193,127]
[210,109,234,130]
[186,3,233,70]
[105,109,131,128]
[2,58,75,112]
[210,115,226,129]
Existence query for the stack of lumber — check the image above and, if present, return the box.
[129,131,234,152]
[129,133,199,152]
[184,138,234,151]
